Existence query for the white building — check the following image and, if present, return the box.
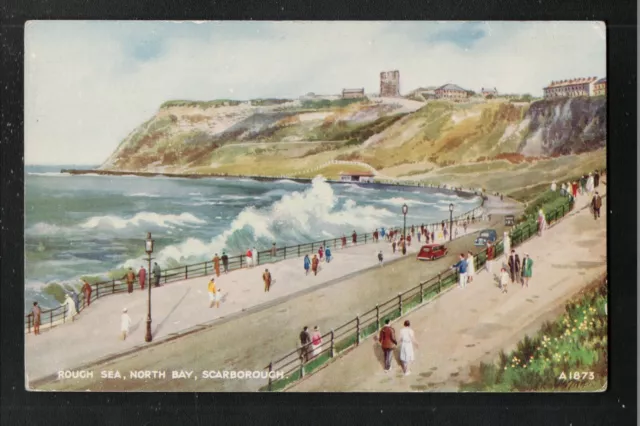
[339,172,375,183]
[543,77,598,99]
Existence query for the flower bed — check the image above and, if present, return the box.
[462,277,607,392]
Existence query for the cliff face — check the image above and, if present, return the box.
[519,97,606,156]
[101,96,606,174]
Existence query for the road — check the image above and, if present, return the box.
[290,187,606,392]
[31,204,515,391]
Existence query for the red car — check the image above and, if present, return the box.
[416,243,448,261]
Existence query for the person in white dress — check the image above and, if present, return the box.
[502,232,511,261]
[466,251,476,283]
[586,173,595,195]
[550,181,557,192]
[121,308,132,340]
[62,293,77,321]
[399,320,418,376]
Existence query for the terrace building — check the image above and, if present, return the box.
[592,77,607,96]
[342,88,366,99]
[542,77,598,99]
[434,84,471,101]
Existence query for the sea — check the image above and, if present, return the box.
[24,165,482,313]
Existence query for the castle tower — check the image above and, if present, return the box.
[380,70,400,97]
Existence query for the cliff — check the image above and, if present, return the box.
[100,96,606,179]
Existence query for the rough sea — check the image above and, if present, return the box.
[24,165,482,312]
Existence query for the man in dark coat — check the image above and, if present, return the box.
[507,250,521,284]
[378,319,397,372]
[299,326,312,362]
[594,171,600,188]
[591,191,602,219]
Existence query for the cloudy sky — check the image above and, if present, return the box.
[25,21,606,165]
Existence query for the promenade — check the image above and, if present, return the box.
[26,209,500,384]
[290,185,606,392]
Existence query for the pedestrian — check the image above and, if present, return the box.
[430,231,435,242]
[499,267,509,293]
[443,227,448,240]
[373,229,379,242]
[311,326,323,359]
[550,180,557,192]
[380,227,386,240]
[69,290,80,314]
[32,301,41,335]
[208,277,216,308]
[263,269,272,292]
[352,230,357,246]
[378,250,384,266]
[392,240,397,254]
[594,171,600,188]
[252,247,258,266]
[299,326,312,362]
[341,234,347,249]
[153,262,162,287]
[502,232,511,260]
[455,227,459,238]
[466,251,476,283]
[325,246,332,263]
[485,241,495,277]
[560,182,567,196]
[507,250,521,284]
[452,253,468,289]
[537,209,547,236]
[378,319,397,373]
[221,251,229,274]
[580,175,587,194]
[417,231,421,243]
[571,181,578,198]
[213,253,221,277]
[311,254,319,276]
[304,254,311,275]
[121,308,132,340]
[245,248,253,268]
[411,225,415,237]
[81,280,92,307]
[521,253,534,288]
[138,265,146,290]
[123,267,136,294]
[586,173,594,195]
[399,320,418,376]
[318,245,324,262]
[591,191,602,219]
[407,233,412,247]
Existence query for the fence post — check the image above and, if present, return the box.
[96,283,100,299]
[300,355,305,378]
[330,330,335,357]
[240,255,243,269]
[63,305,66,323]
[204,262,208,276]
[164,271,167,283]
[398,293,402,315]
[438,273,442,293]
[356,316,360,345]
[420,281,424,303]
[27,314,32,334]
[112,279,115,293]
[268,362,273,391]
[284,247,287,259]
[365,233,367,243]
[50,311,53,327]
[376,304,380,331]
[185,265,188,279]
[562,203,565,217]
[298,245,300,257]
[257,252,260,266]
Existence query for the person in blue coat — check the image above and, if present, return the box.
[325,247,332,263]
[380,227,386,240]
[303,254,311,276]
[451,253,469,289]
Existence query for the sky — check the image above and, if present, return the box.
[24,21,606,165]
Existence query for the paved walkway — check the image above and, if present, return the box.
[290,186,606,391]
[26,220,491,382]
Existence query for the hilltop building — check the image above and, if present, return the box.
[434,84,471,100]
[542,77,598,99]
[481,87,498,98]
[380,70,400,97]
[418,86,438,100]
[342,88,366,99]
[592,77,607,96]
[339,172,375,183]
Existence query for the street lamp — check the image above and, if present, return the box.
[449,203,454,242]
[402,204,408,255]
[144,232,154,343]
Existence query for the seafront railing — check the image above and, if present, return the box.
[260,196,575,391]
[24,202,485,333]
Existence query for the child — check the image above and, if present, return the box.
[121,308,132,340]
[499,267,509,294]
[377,250,384,267]
[214,287,222,308]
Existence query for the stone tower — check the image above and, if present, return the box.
[380,70,400,97]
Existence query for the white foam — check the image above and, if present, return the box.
[27,172,71,177]
[128,192,160,198]
[79,212,206,230]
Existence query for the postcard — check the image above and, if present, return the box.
[24,21,607,392]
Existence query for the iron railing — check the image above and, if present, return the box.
[24,200,485,334]
[261,196,576,391]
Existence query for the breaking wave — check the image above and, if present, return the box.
[80,212,206,230]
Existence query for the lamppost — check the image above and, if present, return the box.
[144,232,154,343]
[449,203,454,242]
[402,204,408,255]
